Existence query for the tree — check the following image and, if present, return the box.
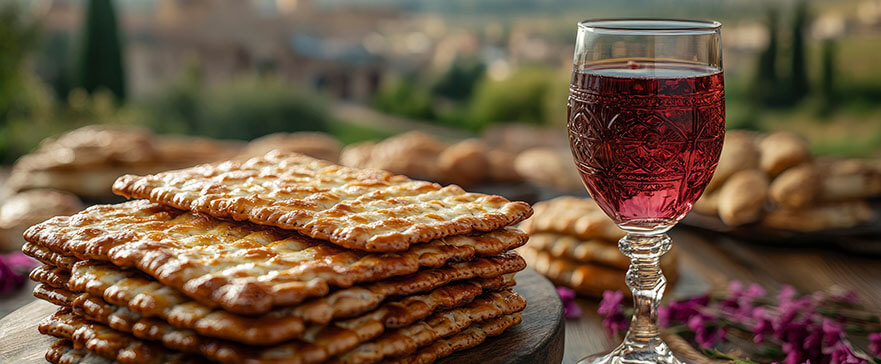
[0,3,38,122]
[790,0,809,101]
[431,57,485,101]
[752,8,780,106]
[819,38,837,115]
[75,0,126,101]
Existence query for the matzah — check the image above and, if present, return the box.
[40,290,525,364]
[111,151,533,252]
[25,200,527,314]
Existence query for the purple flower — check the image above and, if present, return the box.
[556,287,582,318]
[752,307,774,344]
[4,252,37,273]
[687,314,726,348]
[869,333,881,357]
[597,290,628,336]
[661,295,710,326]
[822,319,845,348]
[828,342,867,364]
[0,255,26,294]
[779,285,797,305]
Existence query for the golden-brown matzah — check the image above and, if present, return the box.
[30,264,71,288]
[40,311,206,364]
[110,151,533,252]
[35,270,515,348]
[22,242,77,269]
[526,233,628,269]
[31,256,522,345]
[24,200,528,315]
[520,197,624,241]
[40,290,526,364]
[383,313,522,364]
[36,281,509,364]
[329,289,525,364]
[520,246,680,298]
[46,339,118,364]
[34,283,75,306]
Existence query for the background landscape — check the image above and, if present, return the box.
[1,0,880,163]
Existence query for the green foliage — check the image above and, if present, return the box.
[466,67,558,129]
[790,0,809,100]
[818,39,837,115]
[0,3,39,121]
[143,75,330,140]
[430,57,485,101]
[76,0,126,101]
[752,8,782,106]
[327,121,394,145]
[372,76,435,120]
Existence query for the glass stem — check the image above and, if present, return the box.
[619,233,671,344]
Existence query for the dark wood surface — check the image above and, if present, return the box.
[0,268,564,364]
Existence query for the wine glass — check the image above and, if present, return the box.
[567,19,724,364]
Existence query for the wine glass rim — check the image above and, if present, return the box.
[578,18,721,32]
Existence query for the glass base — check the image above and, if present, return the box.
[576,338,684,364]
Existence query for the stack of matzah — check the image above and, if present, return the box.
[518,196,678,298]
[21,151,534,364]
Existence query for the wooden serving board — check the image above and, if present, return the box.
[0,268,564,364]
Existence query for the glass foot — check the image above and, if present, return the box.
[576,338,684,364]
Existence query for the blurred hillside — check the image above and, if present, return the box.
[0,0,880,164]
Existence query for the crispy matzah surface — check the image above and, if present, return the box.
[36,282,505,363]
[30,255,522,344]
[46,339,206,364]
[383,313,522,364]
[28,252,523,345]
[40,290,525,364]
[45,314,523,364]
[526,232,628,269]
[22,242,76,269]
[519,196,624,241]
[111,151,533,252]
[40,311,207,364]
[33,267,515,347]
[25,200,527,314]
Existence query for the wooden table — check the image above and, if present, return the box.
[2,227,880,364]
[560,227,881,364]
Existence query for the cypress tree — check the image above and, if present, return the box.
[75,0,126,101]
[791,0,809,101]
[819,38,837,114]
[753,8,779,106]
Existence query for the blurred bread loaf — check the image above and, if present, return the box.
[761,201,873,232]
[718,170,769,226]
[514,148,584,193]
[707,131,759,192]
[758,132,811,177]
[0,190,83,252]
[769,164,820,209]
[437,139,490,187]
[241,132,342,162]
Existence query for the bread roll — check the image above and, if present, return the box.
[818,159,881,202]
[758,132,811,177]
[761,201,873,232]
[769,163,820,209]
[437,139,490,187]
[706,130,760,192]
[717,170,769,226]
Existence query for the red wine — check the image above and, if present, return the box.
[568,60,725,232]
